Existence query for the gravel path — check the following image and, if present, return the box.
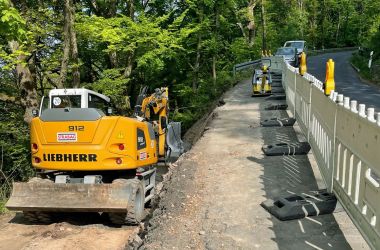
[142,79,369,249]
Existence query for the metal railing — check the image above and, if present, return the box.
[233,59,261,76]
[272,55,380,249]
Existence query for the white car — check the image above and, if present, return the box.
[283,40,307,66]
[283,40,307,55]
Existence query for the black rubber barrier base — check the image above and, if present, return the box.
[271,88,285,94]
[265,104,288,110]
[252,93,272,97]
[262,142,311,156]
[265,95,286,101]
[261,190,337,221]
[260,117,296,127]
[271,82,282,87]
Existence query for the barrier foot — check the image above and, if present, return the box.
[261,190,337,221]
[265,104,288,110]
[265,95,286,101]
[260,117,296,127]
[262,142,310,156]
[271,88,285,94]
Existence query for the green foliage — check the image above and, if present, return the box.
[0,201,6,213]
[0,0,26,41]
[85,68,129,107]
[0,99,34,202]
[351,52,380,83]
[1,0,380,209]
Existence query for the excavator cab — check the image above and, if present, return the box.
[6,87,184,225]
[252,59,272,97]
[36,88,112,116]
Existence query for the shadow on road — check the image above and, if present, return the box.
[247,89,353,249]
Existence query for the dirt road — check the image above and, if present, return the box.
[0,212,136,250]
[142,79,369,249]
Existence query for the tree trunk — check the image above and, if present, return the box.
[192,34,201,92]
[237,23,246,39]
[69,0,80,87]
[261,0,267,51]
[128,0,135,20]
[122,0,135,77]
[124,52,134,78]
[335,12,340,45]
[247,1,257,46]
[59,0,71,88]
[60,0,80,88]
[8,41,38,123]
[109,51,118,68]
[298,0,304,38]
[212,4,219,90]
[212,55,216,86]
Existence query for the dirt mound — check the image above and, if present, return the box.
[0,212,136,250]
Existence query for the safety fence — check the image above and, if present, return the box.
[271,55,380,249]
[233,59,261,76]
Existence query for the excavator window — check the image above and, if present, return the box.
[160,116,167,129]
[88,94,109,114]
[137,129,147,150]
[51,95,81,108]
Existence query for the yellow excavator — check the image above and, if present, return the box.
[252,59,272,97]
[6,87,184,225]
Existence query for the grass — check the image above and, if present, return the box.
[0,200,7,214]
[350,53,380,84]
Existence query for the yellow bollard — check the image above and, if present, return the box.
[324,59,335,96]
[299,52,307,76]
[261,50,265,57]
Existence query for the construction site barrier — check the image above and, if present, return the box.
[267,55,380,249]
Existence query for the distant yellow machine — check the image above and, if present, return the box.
[252,59,272,96]
[6,87,184,225]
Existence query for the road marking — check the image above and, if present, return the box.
[305,241,324,250]
[305,216,322,225]
[298,220,305,233]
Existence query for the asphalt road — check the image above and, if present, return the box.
[308,51,380,112]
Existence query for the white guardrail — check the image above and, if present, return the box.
[265,56,380,249]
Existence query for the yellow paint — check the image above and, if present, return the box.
[139,87,168,157]
[30,116,158,171]
[299,52,307,76]
[324,59,335,96]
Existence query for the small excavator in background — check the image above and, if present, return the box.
[252,58,272,97]
[6,87,184,225]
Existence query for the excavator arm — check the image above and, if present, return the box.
[134,87,169,158]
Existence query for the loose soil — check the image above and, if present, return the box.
[0,212,136,250]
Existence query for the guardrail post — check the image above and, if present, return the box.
[324,59,335,96]
[299,52,307,76]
